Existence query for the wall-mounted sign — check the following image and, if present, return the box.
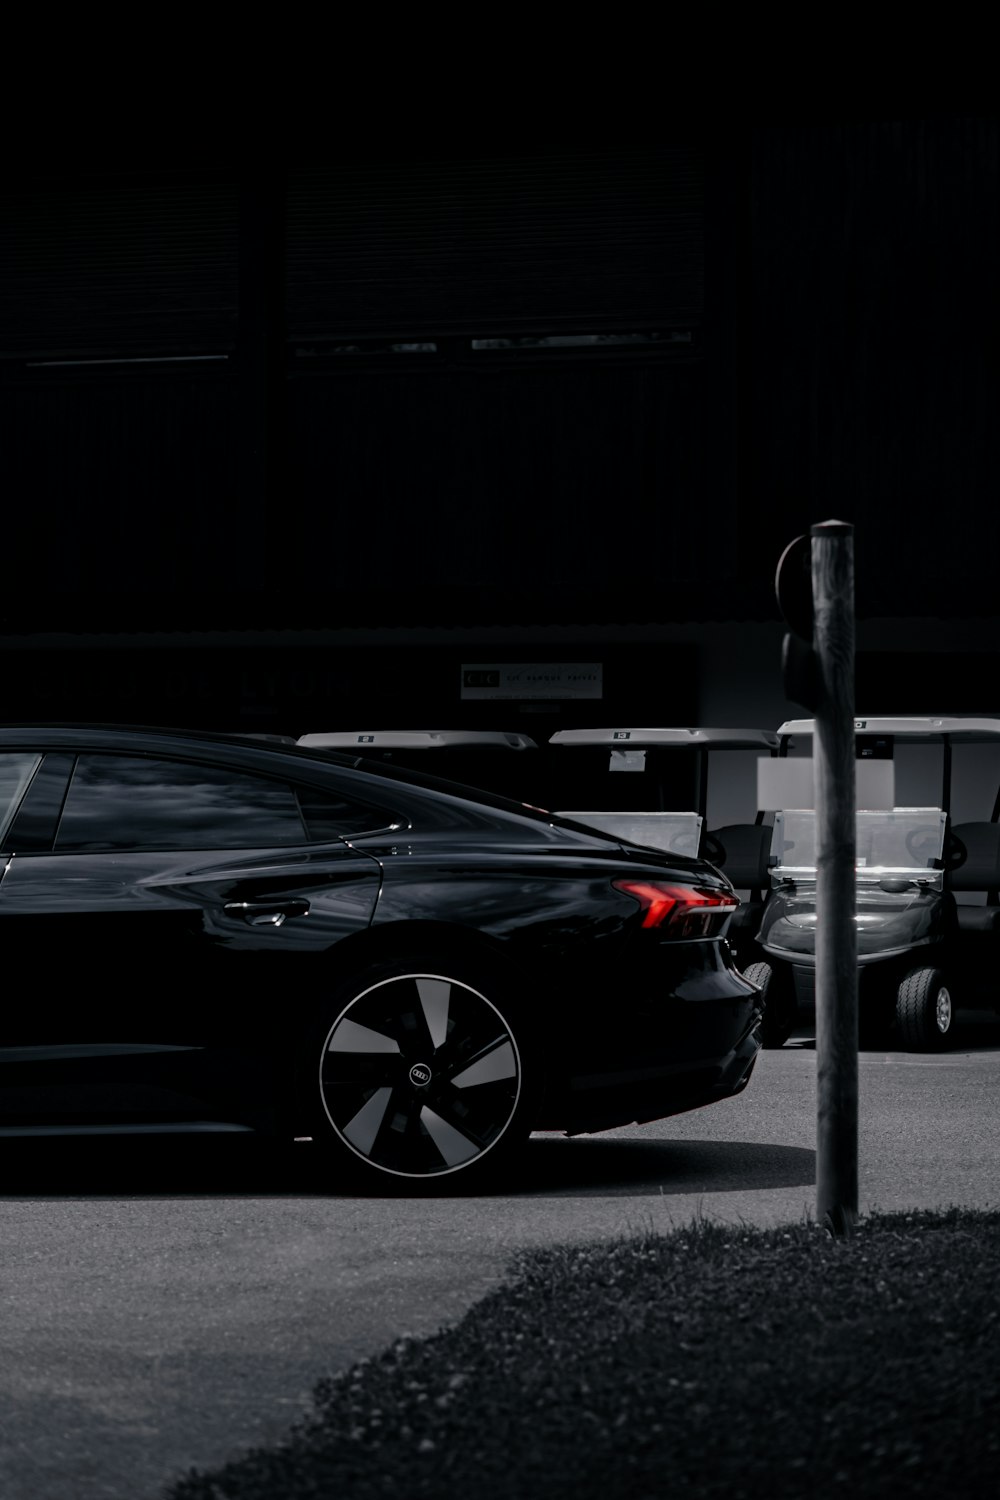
[461,663,603,701]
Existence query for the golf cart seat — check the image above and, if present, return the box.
[705,822,772,890]
[947,822,1000,931]
[704,823,773,954]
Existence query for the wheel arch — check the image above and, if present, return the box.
[323,918,529,990]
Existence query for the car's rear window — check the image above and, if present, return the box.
[50,754,398,852]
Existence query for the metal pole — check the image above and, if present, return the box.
[695,747,708,821]
[811,519,858,1237]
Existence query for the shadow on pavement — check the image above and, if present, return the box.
[786,1008,1000,1054]
[0,1136,307,1201]
[0,1133,815,1201]
[515,1136,815,1197]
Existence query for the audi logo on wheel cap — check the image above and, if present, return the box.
[409,1062,432,1087]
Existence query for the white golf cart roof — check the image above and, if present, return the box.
[546,728,776,852]
[549,728,779,750]
[297,730,538,751]
[778,717,1000,742]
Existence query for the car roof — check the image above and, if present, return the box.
[0,721,584,835]
[549,727,780,750]
[0,722,379,779]
[0,722,325,755]
[778,717,1000,742]
[296,730,538,751]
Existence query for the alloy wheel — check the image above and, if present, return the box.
[319,972,522,1178]
[935,984,953,1034]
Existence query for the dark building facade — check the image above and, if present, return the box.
[2,124,998,732]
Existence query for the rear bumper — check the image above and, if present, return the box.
[545,1022,761,1135]
[535,941,763,1133]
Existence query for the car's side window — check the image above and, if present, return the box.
[3,754,75,851]
[294,784,401,841]
[0,753,43,846]
[53,755,310,853]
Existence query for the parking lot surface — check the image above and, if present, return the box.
[1,1012,998,1500]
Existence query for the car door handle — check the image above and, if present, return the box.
[223,898,311,927]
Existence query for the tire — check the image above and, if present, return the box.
[895,966,953,1052]
[307,953,534,1190]
[743,960,797,1049]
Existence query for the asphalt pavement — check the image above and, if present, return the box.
[1,1011,998,1500]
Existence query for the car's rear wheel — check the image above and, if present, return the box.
[895,965,953,1052]
[309,955,533,1189]
[742,960,797,1048]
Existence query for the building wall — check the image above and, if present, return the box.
[2,125,998,754]
[2,144,724,634]
[746,118,1000,611]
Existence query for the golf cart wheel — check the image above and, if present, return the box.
[895,966,953,1052]
[312,955,532,1189]
[743,961,797,1048]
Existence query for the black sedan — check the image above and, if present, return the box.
[0,726,762,1187]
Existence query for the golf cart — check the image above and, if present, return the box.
[745,716,1000,1051]
[294,729,543,803]
[546,725,781,987]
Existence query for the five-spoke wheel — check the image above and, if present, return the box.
[315,961,528,1183]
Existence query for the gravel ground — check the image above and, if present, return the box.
[165,1207,1000,1499]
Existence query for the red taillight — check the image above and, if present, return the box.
[612,879,739,937]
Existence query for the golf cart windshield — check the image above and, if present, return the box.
[555,810,703,857]
[772,808,947,874]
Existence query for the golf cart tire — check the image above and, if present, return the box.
[743,961,796,1049]
[895,966,953,1052]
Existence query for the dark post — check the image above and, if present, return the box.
[811,520,858,1236]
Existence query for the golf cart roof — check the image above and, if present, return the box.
[778,717,1000,743]
[296,730,538,751]
[549,728,779,750]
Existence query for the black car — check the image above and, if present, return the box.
[0,726,762,1187]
